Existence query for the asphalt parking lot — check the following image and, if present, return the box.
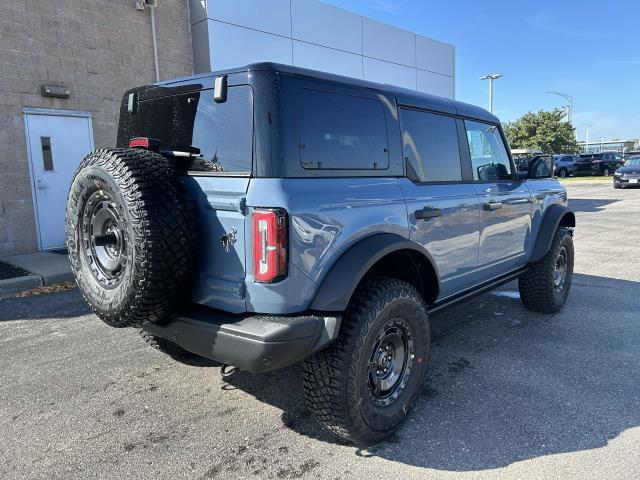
[1,182,639,480]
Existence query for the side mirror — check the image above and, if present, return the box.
[529,156,554,179]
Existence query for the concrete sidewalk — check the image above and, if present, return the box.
[0,252,73,297]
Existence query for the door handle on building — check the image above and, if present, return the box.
[36,180,49,190]
[483,201,502,211]
[415,206,442,220]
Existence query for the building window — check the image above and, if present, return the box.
[40,137,54,171]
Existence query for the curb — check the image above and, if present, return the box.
[42,271,75,286]
[0,275,43,298]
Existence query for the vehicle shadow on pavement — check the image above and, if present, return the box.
[224,273,640,471]
[0,288,91,321]
[568,198,619,212]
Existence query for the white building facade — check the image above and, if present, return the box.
[189,0,455,98]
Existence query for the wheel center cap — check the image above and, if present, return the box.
[376,346,393,369]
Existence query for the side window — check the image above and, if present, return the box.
[400,109,462,182]
[464,120,513,181]
[297,89,389,170]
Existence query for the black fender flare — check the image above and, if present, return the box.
[310,233,440,312]
[529,204,575,263]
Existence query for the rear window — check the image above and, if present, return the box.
[297,89,389,170]
[186,86,253,173]
[130,85,253,174]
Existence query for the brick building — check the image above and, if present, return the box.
[0,0,454,256]
[0,0,193,255]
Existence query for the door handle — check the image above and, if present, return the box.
[483,201,502,211]
[36,180,49,190]
[415,206,442,220]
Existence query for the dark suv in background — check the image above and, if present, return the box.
[576,152,624,176]
[553,154,578,177]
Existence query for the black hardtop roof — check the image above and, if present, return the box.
[157,62,499,124]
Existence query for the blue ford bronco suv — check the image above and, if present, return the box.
[66,63,575,443]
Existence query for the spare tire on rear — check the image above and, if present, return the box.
[66,148,196,328]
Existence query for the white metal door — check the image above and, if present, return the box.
[24,110,94,250]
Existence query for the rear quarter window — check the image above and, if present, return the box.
[296,89,389,170]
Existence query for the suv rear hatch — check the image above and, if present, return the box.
[117,82,254,313]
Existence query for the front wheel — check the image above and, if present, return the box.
[557,168,568,178]
[303,276,430,444]
[603,168,610,177]
[518,227,574,313]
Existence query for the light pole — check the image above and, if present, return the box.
[480,74,502,113]
[585,124,593,153]
[546,91,573,123]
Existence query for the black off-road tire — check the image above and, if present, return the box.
[303,276,430,444]
[518,227,574,313]
[557,168,568,178]
[139,330,195,359]
[66,148,196,328]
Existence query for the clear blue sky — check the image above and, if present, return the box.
[325,0,640,142]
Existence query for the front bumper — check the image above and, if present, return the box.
[142,305,341,372]
[614,175,640,187]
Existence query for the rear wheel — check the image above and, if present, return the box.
[66,149,196,328]
[303,276,430,444]
[557,168,568,178]
[603,167,610,177]
[518,227,574,313]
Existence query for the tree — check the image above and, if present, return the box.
[503,109,579,154]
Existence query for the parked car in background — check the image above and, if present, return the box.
[613,155,640,188]
[576,152,623,176]
[622,150,640,161]
[553,154,578,178]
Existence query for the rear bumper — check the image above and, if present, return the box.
[141,305,341,373]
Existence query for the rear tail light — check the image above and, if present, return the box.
[129,137,161,149]
[252,208,287,283]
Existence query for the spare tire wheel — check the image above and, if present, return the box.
[66,148,196,327]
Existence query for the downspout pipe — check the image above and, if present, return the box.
[149,5,160,82]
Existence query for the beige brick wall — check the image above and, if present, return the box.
[0,0,193,255]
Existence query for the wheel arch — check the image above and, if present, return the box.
[529,204,575,263]
[310,233,440,311]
